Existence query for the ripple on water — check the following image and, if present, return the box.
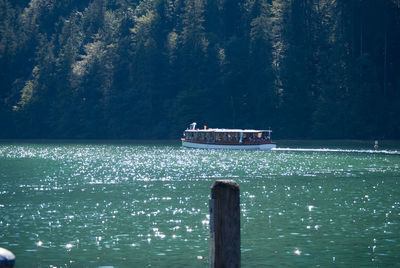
[0,142,400,267]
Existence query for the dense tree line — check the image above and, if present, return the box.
[0,0,399,139]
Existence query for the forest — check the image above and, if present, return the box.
[0,0,399,139]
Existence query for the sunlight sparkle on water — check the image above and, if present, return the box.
[1,142,400,267]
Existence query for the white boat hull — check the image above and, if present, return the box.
[182,141,276,150]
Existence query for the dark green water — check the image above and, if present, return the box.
[1,141,400,267]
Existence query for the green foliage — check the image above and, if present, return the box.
[13,79,35,111]
[0,0,399,139]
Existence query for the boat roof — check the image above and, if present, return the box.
[185,128,272,133]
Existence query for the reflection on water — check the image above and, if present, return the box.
[0,141,399,267]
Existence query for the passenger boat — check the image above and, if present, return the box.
[181,123,276,150]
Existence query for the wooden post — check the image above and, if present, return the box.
[210,180,240,268]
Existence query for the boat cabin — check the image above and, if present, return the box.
[183,124,272,145]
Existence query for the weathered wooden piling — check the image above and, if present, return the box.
[0,247,15,268]
[209,180,240,268]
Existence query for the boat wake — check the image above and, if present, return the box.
[272,148,400,155]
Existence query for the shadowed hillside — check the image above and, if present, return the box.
[1,0,399,139]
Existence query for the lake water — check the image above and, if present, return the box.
[1,141,400,267]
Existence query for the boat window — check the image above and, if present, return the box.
[262,133,269,141]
